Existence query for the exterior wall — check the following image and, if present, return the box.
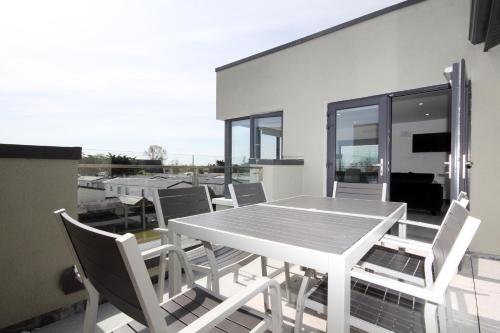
[258,165,303,201]
[216,0,500,254]
[0,157,85,328]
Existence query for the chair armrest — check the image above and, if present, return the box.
[351,267,443,304]
[154,227,169,234]
[399,219,440,230]
[178,277,283,333]
[141,244,195,288]
[379,234,433,255]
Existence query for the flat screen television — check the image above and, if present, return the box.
[412,132,451,152]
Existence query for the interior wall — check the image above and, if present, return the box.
[391,119,449,198]
[216,0,500,254]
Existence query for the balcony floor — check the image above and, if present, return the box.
[37,255,500,332]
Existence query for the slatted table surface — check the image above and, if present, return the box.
[264,195,404,218]
[173,204,383,255]
[168,195,406,333]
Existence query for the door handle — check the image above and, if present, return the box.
[443,154,451,179]
[462,154,473,179]
[372,158,384,177]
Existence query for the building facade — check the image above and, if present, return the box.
[216,0,500,254]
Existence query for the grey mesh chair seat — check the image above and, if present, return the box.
[187,245,257,269]
[124,285,270,333]
[360,245,425,279]
[307,278,425,333]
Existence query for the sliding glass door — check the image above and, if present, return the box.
[326,96,390,197]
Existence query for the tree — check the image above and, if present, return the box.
[109,153,138,176]
[144,145,167,161]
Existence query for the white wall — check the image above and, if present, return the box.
[216,0,500,254]
[258,164,303,201]
[391,119,449,198]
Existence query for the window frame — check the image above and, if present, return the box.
[224,111,283,195]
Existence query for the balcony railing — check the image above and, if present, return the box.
[77,156,263,242]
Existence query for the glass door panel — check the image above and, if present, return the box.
[326,95,390,197]
[336,105,380,183]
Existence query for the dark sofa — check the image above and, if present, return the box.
[390,172,443,215]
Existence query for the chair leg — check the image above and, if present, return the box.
[156,252,167,301]
[285,262,292,303]
[206,273,212,290]
[424,302,439,333]
[438,303,448,333]
[233,270,239,283]
[211,273,220,294]
[82,280,99,333]
[294,275,310,333]
[261,256,270,311]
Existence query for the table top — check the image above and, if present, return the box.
[264,195,404,218]
[172,196,405,255]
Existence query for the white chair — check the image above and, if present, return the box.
[332,181,387,201]
[294,199,480,333]
[229,182,292,305]
[152,186,261,298]
[55,209,284,333]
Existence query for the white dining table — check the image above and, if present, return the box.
[167,195,406,332]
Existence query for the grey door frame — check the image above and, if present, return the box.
[326,95,391,197]
[450,59,471,201]
[325,83,454,200]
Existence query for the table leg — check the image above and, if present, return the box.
[168,227,182,296]
[398,204,409,239]
[327,256,350,332]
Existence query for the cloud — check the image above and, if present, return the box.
[0,0,403,160]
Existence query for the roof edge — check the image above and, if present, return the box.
[215,0,426,72]
[0,143,82,160]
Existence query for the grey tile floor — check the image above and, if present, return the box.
[36,254,500,333]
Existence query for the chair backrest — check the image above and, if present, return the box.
[431,201,469,279]
[153,186,212,228]
[54,210,161,328]
[332,181,387,201]
[429,201,480,296]
[229,182,267,207]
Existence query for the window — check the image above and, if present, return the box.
[231,119,250,165]
[117,186,121,195]
[254,115,282,159]
[224,111,283,192]
[125,187,129,195]
[227,112,283,163]
[110,186,113,191]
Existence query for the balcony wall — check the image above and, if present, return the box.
[0,144,84,329]
[252,160,304,201]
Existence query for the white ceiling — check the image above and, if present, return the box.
[392,89,451,123]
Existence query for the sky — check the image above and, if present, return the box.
[0,0,403,163]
